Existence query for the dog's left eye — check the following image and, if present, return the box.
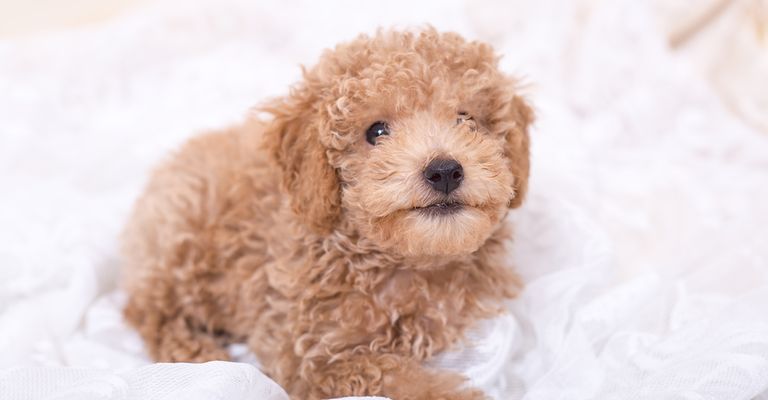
[457,112,473,124]
[366,121,390,145]
[457,112,477,131]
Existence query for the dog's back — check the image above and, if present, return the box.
[121,120,281,361]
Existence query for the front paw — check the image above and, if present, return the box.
[390,383,487,400]
[429,387,487,400]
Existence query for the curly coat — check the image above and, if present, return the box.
[121,28,533,400]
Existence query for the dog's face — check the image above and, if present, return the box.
[264,29,532,258]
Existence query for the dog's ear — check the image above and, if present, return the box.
[261,89,340,234]
[494,78,533,209]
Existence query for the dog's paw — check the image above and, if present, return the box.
[155,333,231,363]
[432,387,487,400]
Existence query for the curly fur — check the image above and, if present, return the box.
[121,28,533,400]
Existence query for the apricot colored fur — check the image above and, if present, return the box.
[121,28,533,400]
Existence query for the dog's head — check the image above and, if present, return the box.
[263,28,532,257]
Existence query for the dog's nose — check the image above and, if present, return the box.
[424,159,463,195]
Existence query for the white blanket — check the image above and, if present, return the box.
[2,0,768,398]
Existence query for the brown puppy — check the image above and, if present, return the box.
[121,28,532,400]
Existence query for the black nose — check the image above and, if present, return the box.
[424,159,463,194]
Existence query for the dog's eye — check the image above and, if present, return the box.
[366,121,390,145]
[457,112,477,131]
[457,112,473,124]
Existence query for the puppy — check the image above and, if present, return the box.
[121,28,532,400]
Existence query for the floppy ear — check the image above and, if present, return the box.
[495,80,533,209]
[261,91,341,234]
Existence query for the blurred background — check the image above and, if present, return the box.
[1,0,767,398]
[1,0,766,131]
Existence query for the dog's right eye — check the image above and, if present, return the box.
[366,121,390,145]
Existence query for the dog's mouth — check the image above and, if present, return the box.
[412,201,464,216]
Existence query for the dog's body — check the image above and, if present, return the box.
[122,29,532,399]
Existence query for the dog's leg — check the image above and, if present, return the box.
[379,361,487,400]
[124,288,231,363]
[294,353,486,400]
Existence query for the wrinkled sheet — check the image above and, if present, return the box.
[1,0,768,399]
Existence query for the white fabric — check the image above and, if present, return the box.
[2,0,768,399]
[0,362,289,400]
[430,313,518,397]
